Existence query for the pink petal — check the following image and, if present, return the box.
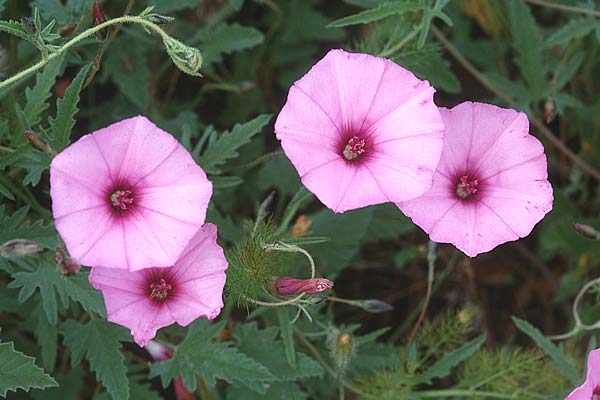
[50,115,212,270]
[566,348,600,400]
[275,49,444,213]
[88,224,227,346]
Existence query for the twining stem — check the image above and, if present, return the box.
[244,242,316,307]
[405,241,437,350]
[550,276,600,340]
[526,0,600,18]
[431,26,600,182]
[0,15,171,90]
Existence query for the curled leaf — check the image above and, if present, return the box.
[162,35,203,77]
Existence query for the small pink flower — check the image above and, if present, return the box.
[275,49,445,213]
[566,348,600,400]
[398,102,553,257]
[89,224,227,346]
[275,276,334,295]
[50,115,212,271]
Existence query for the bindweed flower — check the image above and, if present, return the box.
[89,224,227,346]
[275,49,444,213]
[50,115,212,271]
[275,276,333,295]
[398,102,553,257]
[566,348,600,400]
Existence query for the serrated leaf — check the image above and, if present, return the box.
[149,331,274,391]
[0,341,57,397]
[545,18,595,48]
[196,22,264,65]
[415,334,485,384]
[47,63,91,152]
[0,205,57,249]
[63,320,131,400]
[277,307,296,368]
[233,323,323,383]
[198,114,271,174]
[228,382,308,400]
[508,0,545,99]
[162,35,203,77]
[512,317,579,383]
[327,1,422,27]
[9,264,105,324]
[0,20,40,48]
[555,51,584,91]
[29,304,58,371]
[23,54,65,128]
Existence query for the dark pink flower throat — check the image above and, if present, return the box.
[149,278,172,302]
[456,175,479,200]
[110,189,134,210]
[342,136,366,161]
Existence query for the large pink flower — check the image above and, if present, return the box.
[50,115,212,271]
[275,49,445,213]
[89,224,227,346]
[398,102,553,257]
[566,348,600,400]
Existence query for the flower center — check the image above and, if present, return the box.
[342,136,366,161]
[456,175,479,200]
[110,190,133,210]
[149,278,172,302]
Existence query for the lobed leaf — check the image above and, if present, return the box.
[327,0,422,27]
[0,341,57,397]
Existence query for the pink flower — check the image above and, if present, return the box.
[89,223,227,346]
[50,115,212,271]
[398,102,553,257]
[566,348,600,400]
[275,276,334,295]
[275,49,445,213]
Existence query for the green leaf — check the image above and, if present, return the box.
[162,35,203,77]
[198,114,272,174]
[0,341,57,397]
[277,307,296,368]
[149,322,274,391]
[228,382,308,400]
[23,54,65,128]
[363,203,414,243]
[511,317,579,383]
[415,334,485,384]
[0,0,6,14]
[9,264,105,324]
[148,0,201,13]
[507,0,545,98]
[196,23,264,65]
[233,323,323,383]
[30,304,58,371]
[63,320,131,400]
[545,18,595,48]
[47,63,91,152]
[0,20,41,49]
[0,205,57,250]
[327,1,422,27]
[130,381,162,400]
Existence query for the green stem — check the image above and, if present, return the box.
[0,16,170,90]
[275,186,312,236]
[378,26,420,58]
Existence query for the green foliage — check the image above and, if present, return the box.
[150,321,274,391]
[0,205,57,249]
[46,63,91,152]
[9,262,105,324]
[22,54,65,128]
[457,348,569,399]
[224,220,281,305]
[327,0,423,28]
[512,317,579,383]
[63,319,131,400]
[198,114,272,174]
[0,340,57,397]
[196,22,265,65]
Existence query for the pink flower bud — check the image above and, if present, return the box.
[275,276,333,295]
[145,340,173,361]
[54,247,81,275]
[93,1,105,25]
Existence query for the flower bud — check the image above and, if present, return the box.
[275,276,333,295]
[145,340,173,361]
[573,223,600,240]
[0,239,43,258]
[54,247,81,275]
[544,97,557,124]
[24,130,56,155]
[92,1,108,41]
[330,332,355,372]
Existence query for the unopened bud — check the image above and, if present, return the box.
[544,97,557,124]
[0,239,43,258]
[55,247,81,275]
[573,223,600,240]
[24,130,56,155]
[92,1,108,41]
[357,299,394,313]
[330,332,355,372]
[145,340,173,361]
[275,276,333,295]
